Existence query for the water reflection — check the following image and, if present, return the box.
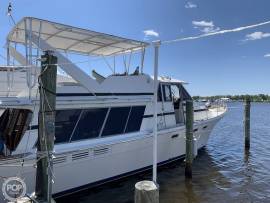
[184,179,197,203]
[244,150,250,163]
[159,148,232,203]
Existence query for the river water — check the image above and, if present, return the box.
[57,102,270,203]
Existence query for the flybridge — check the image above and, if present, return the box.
[7,17,149,56]
[5,17,150,95]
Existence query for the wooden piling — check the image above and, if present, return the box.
[185,100,194,179]
[135,181,159,203]
[35,51,57,203]
[244,98,251,150]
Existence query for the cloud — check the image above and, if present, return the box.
[163,20,270,44]
[245,31,270,41]
[200,26,220,33]
[192,21,213,27]
[264,53,270,58]
[192,20,220,33]
[185,2,197,9]
[143,30,159,38]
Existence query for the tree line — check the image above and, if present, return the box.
[192,94,270,102]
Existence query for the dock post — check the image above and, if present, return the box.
[135,181,159,203]
[244,98,251,150]
[35,51,57,203]
[134,41,160,203]
[185,100,194,179]
[152,40,161,183]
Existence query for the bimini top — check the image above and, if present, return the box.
[7,17,149,56]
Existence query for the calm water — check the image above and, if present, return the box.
[57,102,270,203]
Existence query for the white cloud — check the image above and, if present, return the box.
[163,20,270,43]
[185,2,197,9]
[192,21,214,27]
[264,53,270,58]
[143,30,159,38]
[201,26,220,33]
[245,31,270,41]
[192,20,220,33]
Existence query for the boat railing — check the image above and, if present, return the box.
[194,100,227,121]
[0,65,38,98]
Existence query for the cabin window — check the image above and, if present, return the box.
[157,85,162,102]
[171,85,180,101]
[54,105,146,143]
[55,109,81,143]
[71,108,108,141]
[125,106,146,133]
[0,109,32,152]
[163,85,172,102]
[102,107,131,136]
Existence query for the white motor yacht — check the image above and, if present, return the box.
[0,17,227,201]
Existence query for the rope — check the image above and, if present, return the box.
[141,47,145,73]
[127,51,133,73]
[123,54,127,73]
[19,82,39,173]
[102,56,114,73]
[0,54,7,60]
[38,64,55,186]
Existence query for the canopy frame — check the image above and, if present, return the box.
[5,17,150,97]
[7,17,149,57]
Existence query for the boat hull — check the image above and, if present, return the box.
[0,114,222,201]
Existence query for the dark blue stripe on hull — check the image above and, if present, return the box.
[143,111,175,118]
[53,155,185,199]
[56,92,154,97]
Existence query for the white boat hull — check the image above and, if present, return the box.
[0,114,222,201]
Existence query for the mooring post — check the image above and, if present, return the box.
[244,98,251,150]
[35,50,57,203]
[135,181,159,203]
[134,41,160,203]
[152,40,160,183]
[185,100,194,179]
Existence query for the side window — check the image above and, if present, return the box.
[0,109,32,151]
[54,106,146,143]
[71,108,108,141]
[55,109,81,144]
[157,85,162,102]
[171,85,180,100]
[102,107,130,136]
[125,106,146,133]
[163,85,172,102]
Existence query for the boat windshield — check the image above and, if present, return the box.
[0,108,32,155]
[171,85,180,103]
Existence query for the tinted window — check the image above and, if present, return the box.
[158,85,162,102]
[0,109,32,151]
[102,107,130,136]
[171,85,180,100]
[71,108,108,141]
[163,85,172,102]
[55,109,81,143]
[125,106,145,133]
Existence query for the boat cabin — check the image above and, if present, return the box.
[0,17,191,157]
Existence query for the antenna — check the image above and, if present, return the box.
[7,3,12,15]
[7,2,16,25]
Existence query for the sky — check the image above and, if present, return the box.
[1,0,270,96]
